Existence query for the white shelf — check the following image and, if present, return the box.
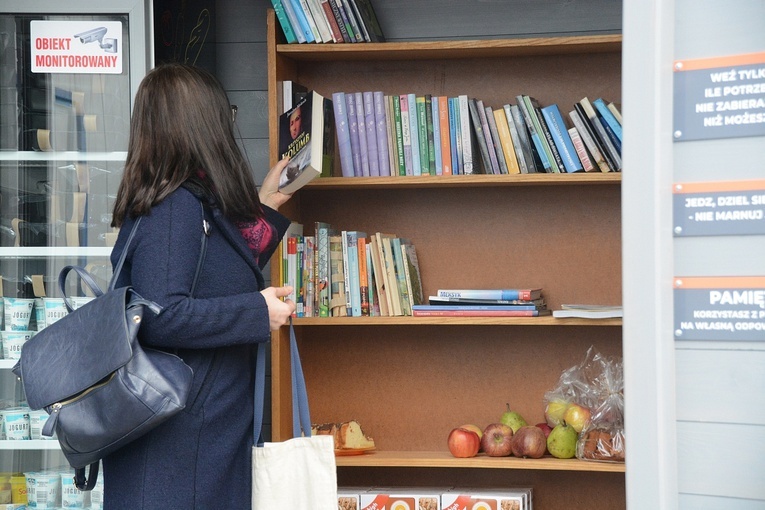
[0,151,127,162]
[0,440,59,450]
[0,247,113,258]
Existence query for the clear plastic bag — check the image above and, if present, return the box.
[542,346,625,462]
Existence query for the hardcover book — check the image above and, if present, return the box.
[392,95,406,176]
[438,96,452,175]
[504,104,532,173]
[326,0,351,42]
[278,90,334,194]
[412,308,549,317]
[399,95,413,176]
[425,95,436,175]
[401,240,424,307]
[534,103,566,173]
[593,98,623,144]
[281,0,307,43]
[494,107,521,174]
[288,0,316,43]
[577,99,621,171]
[415,95,429,175]
[368,234,390,315]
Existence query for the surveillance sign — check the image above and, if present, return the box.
[30,20,122,74]
[674,276,765,341]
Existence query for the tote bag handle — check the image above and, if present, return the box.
[253,318,310,445]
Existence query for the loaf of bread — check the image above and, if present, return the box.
[310,420,375,450]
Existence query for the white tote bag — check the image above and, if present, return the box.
[252,320,338,509]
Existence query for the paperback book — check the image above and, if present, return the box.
[278,90,334,194]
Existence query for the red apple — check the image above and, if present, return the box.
[459,423,483,441]
[535,422,553,438]
[481,423,513,457]
[563,403,592,433]
[511,425,547,458]
[447,427,480,458]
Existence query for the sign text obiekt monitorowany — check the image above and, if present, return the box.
[30,20,122,74]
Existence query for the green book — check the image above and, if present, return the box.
[392,95,406,176]
[416,96,429,175]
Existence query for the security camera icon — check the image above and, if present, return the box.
[74,27,118,53]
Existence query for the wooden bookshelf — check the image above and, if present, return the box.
[267,10,625,509]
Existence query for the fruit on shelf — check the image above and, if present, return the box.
[535,422,553,454]
[535,421,553,438]
[511,425,547,459]
[544,398,570,427]
[499,403,528,433]
[481,422,514,457]
[447,427,481,458]
[563,402,592,433]
[459,423,483,441]
[547,422,578,459]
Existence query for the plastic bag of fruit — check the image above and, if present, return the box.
[542,346,603,428]
[575,353,625,462]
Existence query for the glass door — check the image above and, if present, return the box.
[0,2,149,507]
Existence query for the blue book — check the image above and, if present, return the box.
[593,98,622,143]
[448,97,462,174]
[270,0,298,43]
[332,92,354,177]
[540,104,583,173]
[373,91,390,176]
[345,93,362,176]
[436,288,543,300]
[354,92,370,176]
[281,0,306,43]
[406,93,421,176]
[431,96,442,175]
[362,91,379,176]
[344,231,365,317]
[288,0,315,42]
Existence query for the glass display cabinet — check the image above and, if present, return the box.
[0,1,150,507]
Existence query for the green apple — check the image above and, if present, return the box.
[544,399,570,427]
[547,422,578,459]
[500,403,527,433]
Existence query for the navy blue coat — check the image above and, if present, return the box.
[103,186,290,509]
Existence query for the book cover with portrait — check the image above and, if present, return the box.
[278,90,334,194]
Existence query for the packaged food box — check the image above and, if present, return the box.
[361,487,444,510]
[441,487,533,510]
[338,486,369,510]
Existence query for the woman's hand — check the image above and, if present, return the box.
[261,285,296,330]
[259,158,293,211]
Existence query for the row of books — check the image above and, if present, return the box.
[270,0,384,44]
[414,288,550,317]
[279,222,424,318]
[332,90,623,179]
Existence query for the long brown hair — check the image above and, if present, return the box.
[112,62,262,226]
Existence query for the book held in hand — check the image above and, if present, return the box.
[278,90,334,194]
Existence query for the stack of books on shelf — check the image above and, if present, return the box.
[270,0,384,44]
[414,289,550,317]
[279,222,424,318]
[330,90,622,178]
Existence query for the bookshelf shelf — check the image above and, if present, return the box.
[335,450,625,473]
[294,316,621,326]
[277,35,622,61]
[267,9,624,508]
[304,172,620,190]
